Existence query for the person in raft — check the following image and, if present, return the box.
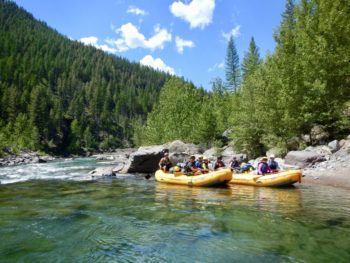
[268,154,280,172]
[195,156,203,170]
[201,157,210,174]
[229,156,240,172]
[213,156,225,170]
[159,152,172,172]
[257,157,272,175]
[185,155,202,175]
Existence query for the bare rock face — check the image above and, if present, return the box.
[285,150,326,168]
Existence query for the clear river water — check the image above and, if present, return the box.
[0,158,349,262]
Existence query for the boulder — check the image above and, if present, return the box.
[112,162,126,173]
[328,140,339,153]
[203,148,218,160]
[122,145,165,173]
[305,145,332,158]
[266,148,287,158]
[222,146,236,157]
[167,140,188,153]
[310,125,329,145]
[89,167,116,177]
[285,150,326,168]
[339,139,347,148]
[164,140,204,155]
[169,152,190,166]
[301,134,311,144]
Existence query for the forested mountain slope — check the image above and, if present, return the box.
[0,0,171,154]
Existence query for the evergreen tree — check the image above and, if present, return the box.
[225,36,241,92]
[241,37,261,79]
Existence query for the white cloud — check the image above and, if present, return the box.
[127,6,148,16]
[175,36,195,54]
[222,25,241,41]
[109,23,172,52]
[170,0,215,29]
[80,36,98,45]
[140,55,175,75]
[208,61,224,72]
[79,36,117,53]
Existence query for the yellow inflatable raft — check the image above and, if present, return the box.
[155,168,232,187]
[229,170,302,187]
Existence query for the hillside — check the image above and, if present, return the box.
[0,0,172,154]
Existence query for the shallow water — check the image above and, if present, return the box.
[0,159,349,262]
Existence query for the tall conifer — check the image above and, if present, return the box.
[225,36,240,92]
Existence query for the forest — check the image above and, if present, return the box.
[138,0,350,157]
[0,0,172,155]
[1,0,350,158]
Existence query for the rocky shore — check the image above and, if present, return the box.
[88,136,350,189]
[0,151,55,167]
[1,136,349,189]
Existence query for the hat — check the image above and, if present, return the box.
[203,156,208,161]
[270,154,275,158]
[199,155,203,159]
[261,157,268,161]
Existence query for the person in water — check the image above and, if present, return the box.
[257,157,272,175]
[159,152,172,172]
[185,155,202,175]
[268,154,280,172]
[213,156,225,170]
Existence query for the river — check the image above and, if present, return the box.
[0,158,349,262]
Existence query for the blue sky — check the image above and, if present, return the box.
[14,0,285,90]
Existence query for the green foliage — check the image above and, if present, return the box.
[142,78,231,147]
[229,0,350,157]
[225,36,241,92]
[241,37,262,79]
[0,0,171,154]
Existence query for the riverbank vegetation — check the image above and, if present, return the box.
[1,0,349,158]
[138,0,350,157]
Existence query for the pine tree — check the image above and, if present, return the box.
[241,37,261,79]
[225,36,240,92]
